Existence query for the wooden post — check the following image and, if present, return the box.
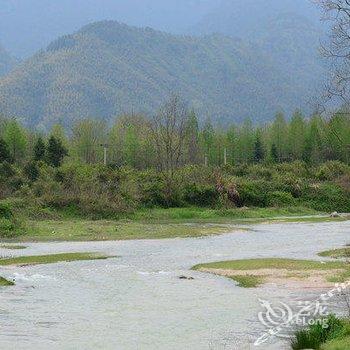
[104,146,107,166]
[224,148,227,166]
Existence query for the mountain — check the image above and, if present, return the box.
[192,0,322,38]
[191,0,326,113]
[0,21,323,129]
[0,44,16,77]
[0,0,220,58]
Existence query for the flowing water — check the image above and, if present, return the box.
[0,221,349,350]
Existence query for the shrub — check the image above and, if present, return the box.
[301,183,350,212]
[0,202,22,237]
[183,184,219,207]
[316,161,350,181]
[24,161,40,181]
[266,191,295,207]
[236,180,270,207]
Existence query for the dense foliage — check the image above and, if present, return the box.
[0,103,349,237]
[0,20,323,129]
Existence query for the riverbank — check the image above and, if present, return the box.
[4,206,349,242]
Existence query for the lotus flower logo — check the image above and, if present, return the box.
[258,299,294,328]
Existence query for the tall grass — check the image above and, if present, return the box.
[291,315,350,350]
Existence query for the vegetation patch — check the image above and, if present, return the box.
[227,275,264,288]
[291,315,350,350]
[193,258,345,271]
[192,258,349,288]
[0,244,27,250]
[19,219,240,242]
[0,252,112,266]
[319,248,350,259]
[3,205,343,242]
[0,276,14,286]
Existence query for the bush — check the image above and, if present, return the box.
[183,184,219,207]
[236,180,270,207]
[301,183,350,212]
[317,161,350,181]
[0,202,13,219]
[24,161,40,181]
[0,202,22,237]
[266,191,295,207]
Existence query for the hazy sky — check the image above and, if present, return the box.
[0,0,220,57]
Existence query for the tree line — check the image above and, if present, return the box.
[0,96,349,172]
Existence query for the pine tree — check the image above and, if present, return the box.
[271,143,279,163]
[33,137,46,161]
[0,138,12,163]
[24,161,40,181]
[47,136,68,167]
[254,131,265,163]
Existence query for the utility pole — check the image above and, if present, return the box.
[205,155,208,167]
[101,144,109,166]
[224,148,227,166]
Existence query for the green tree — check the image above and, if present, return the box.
[33,137,46,161]
[201,118,215,165]
[72,119,106,164]
[236,119,255,164]
[3,120,27,163]
[271,143,278,163]
[288,110,305,161]
[303,115,325,164]
[254,130,265,163]
[184,111,200,164]
[270,113,287,162]
[47,136,68,167]
[24,161,40,181]
[226,125,237,165]
[0,138,12,163]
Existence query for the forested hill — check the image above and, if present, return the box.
[0,21,324,130]
[192,0,325,106]
[192,0,322,38]
[0,45,16,77]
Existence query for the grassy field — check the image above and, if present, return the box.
[3,206,348,242]
[20,220,239,242]
[193,258,350,287]
[0,252,112,266]
[193,258,346,271]
[319,247,350,259]
[227,275,263,288]
[126,206,321,221]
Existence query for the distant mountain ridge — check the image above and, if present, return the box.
[0,0,220,58]
[191,0,322,38]
[0,20,325,130]
[0,44,16,77]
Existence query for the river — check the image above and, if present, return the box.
[0,221,349,350]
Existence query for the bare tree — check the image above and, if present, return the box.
[150,95,189,175]
[316,0,350,103]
